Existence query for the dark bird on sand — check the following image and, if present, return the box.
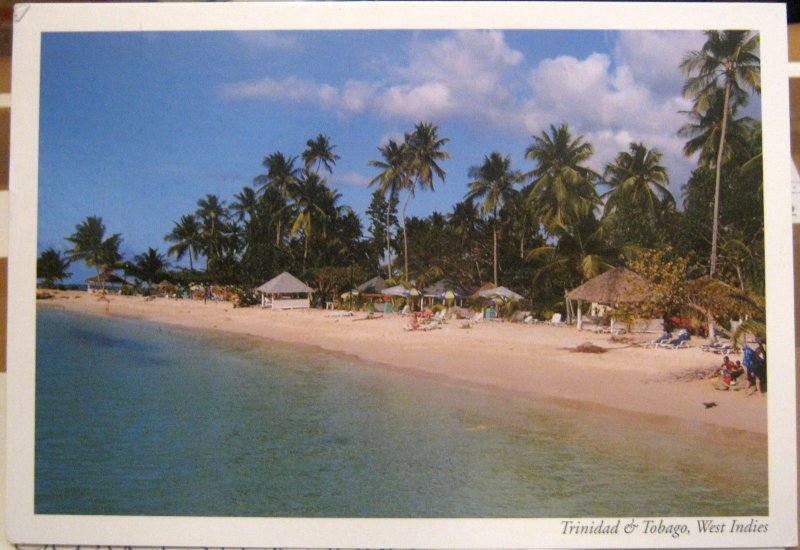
[703,402,718,409]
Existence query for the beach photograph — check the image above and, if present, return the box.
[5,2,797,548]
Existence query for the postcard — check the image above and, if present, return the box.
[5,2,796,548]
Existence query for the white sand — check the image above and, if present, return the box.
[38,291,768,437]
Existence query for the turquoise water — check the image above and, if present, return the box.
[35,308,768,517]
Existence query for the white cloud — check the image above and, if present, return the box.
[217,30,525,125]
[217,76,338,108]
[330,171,371,188]
[217,29,717,191]
[613,31,706,98]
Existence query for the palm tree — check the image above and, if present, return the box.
[602,142,673,221]
[195,194,228,270]
[231,186,260,223]
[66,216,123,290]
[681,30,760,276]
[368,139,409,280]
[288,170,332,270]
[164,214,203,270]
[255,151,300,246]
[465,152,522,286]
[127,247,170,289]
[399,122,450,282]
[303,133,340,174]
[524,123,600,235]
[37,247,71,288]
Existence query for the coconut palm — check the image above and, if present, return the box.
[255,151,301,246]
[303,133,340,174]
[127,247,170,289]
[399,122,450,282]
[368,139,409,280]
[681,30,760,276]
[231,186,260,223]
[602,142,673,221]
[195,194,228,269]
[524,124,600,235]
[465,151,522,286]
[164,214,203,270]
[288,169,332,270]
[37,247,71,288]
[66,216,123,290]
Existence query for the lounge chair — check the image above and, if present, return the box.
[700,341,734,354]
[547,313,564,326]
[658,330,691,349]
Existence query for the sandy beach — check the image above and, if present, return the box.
[37,291,768,437]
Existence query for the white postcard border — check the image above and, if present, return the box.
[5,2,796,548]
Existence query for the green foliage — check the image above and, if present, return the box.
[37,247,71,288]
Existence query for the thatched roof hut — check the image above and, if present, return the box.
[357,276,386,295]
[566,267,656,331]
[257,272,314,309]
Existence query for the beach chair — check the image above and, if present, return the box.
[700,341,733,354]
[547,313,564,326]
[658,330,691,349]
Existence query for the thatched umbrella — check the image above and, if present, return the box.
[566,267,653,330]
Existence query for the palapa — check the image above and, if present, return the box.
[257,272,314,309]
[256,272,314,295]
[566,267,652,304]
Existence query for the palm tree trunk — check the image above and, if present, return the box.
[710,80,731,277]
[401,190,413,284]
[303,233,308,272]
[385,208,393,279]
[707,81,732,343]
[493,209,499,286]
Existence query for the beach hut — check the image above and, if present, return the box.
[566,267,656,331]
[257,272,314,310]
[357,276,386,296]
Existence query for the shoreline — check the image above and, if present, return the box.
[37,291,768,438]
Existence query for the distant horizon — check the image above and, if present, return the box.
[36,28,760,284]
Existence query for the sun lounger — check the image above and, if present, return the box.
[659,338,690,349]
[700,341,733,354]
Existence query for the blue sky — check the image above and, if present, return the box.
[38,28,744,281]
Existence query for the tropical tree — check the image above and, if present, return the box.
[602,142,673,221]
[126,247,170,289]
[66,216,124,290]
[231,186,260,223]
[37,247,71,288]
[368,139,409,281]
[365,189,399,278]
[288,170,333,271]
[398,122,450,282]
[303,133,340,174]
[164,214,203,270]
[465,151,522,286]
[524,123,600,235]
[195,194,229,270]
[255,151,301,246]
[680,30,760,276]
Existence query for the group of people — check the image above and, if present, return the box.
[718,343,767,395]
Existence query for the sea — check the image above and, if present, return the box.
[34,307,768,517]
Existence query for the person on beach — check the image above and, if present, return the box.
[719,356,734,386]
[728,359,745,385]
